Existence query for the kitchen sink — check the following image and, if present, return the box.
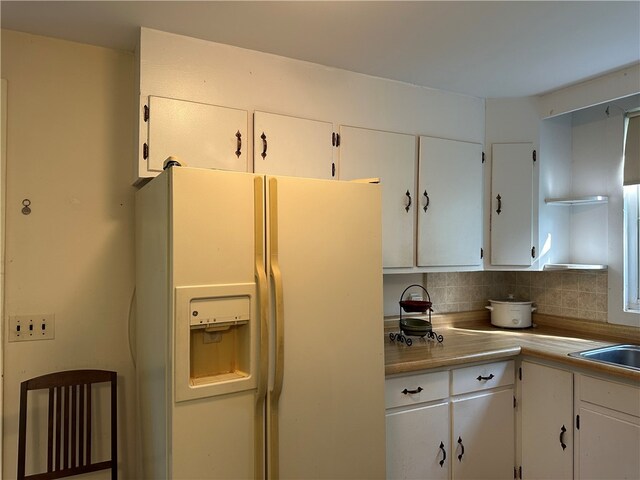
[569,344,640,371]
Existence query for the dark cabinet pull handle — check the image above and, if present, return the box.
[260,132,268,159]
[457,436,465,461]
[405,190,412,212]
[559,425,567,450]
[496,194,502,215]
[235,130,242,158]
[476,373,495,381]
[439,441,447,467]
[401,387,423,395]
[423,190,430,212]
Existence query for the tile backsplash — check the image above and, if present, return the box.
[384,270,609,322]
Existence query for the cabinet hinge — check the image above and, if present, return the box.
[331,162,336,177]
[531,246,536,258]
[519,367,522,380]
[332,132,341,147]
[519,466,523,479]
[143,143,149,160]
[533,150,537,163]
[480,248,484,259]
[576,414,580,430]
[482,151,485,163]
[143,104,149,122]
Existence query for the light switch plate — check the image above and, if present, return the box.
[9,314,55,342]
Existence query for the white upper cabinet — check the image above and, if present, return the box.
[491,143,535,266]
[253,111,335,179]
[140,96,248,178]
[417,137,483,267]
[338,126,417,268]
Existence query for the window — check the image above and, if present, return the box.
[624,184,640,311]
[624,112,640,312]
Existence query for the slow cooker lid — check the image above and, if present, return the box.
[488,298,533,305]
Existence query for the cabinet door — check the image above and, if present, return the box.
[386,402,449,480]
[521,362,573,480]
[146,96,248,174]
[491,143,534,266]
[253,111,334,179]
[577,405,640,480]
[339,126,417,268]
[418,136,482,267]
[452,389,514,480]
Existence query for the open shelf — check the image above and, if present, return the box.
[543,263,608,271]
[544,195,608,205]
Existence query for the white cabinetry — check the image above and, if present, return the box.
[451,361,515,480]
[339,126,417,268]
[253,111,335,179]
[385,360,515,480]
[575,374,640,480]
[417,136,483,267]
[138,96,248,180]
[521,361,573,480]
[385,371,450,480]
[490,143,535,266]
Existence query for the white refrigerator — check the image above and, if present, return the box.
[135,166,386,479]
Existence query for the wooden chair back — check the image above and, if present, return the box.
[17,369,117,480]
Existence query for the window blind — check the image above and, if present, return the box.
[624,113,640,186]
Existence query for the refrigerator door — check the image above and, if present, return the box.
[169,167,265,479]
[266,176,386,479]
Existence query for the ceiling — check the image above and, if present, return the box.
[1,1,639,99]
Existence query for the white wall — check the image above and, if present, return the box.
[1,30,136,477]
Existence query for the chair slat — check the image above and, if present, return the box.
[78,385,84,466]
[63,386,70,470]
[71,386,77,468]
[86,385,92,465]
[55,386,61,471]
[47,388,54,472]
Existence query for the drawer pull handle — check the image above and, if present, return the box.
[457,436,465,461]
[401,387,423,395]
[476,374,495,382]
[405,190,412,212]
[559,425,567,450]
[439,441,446,467]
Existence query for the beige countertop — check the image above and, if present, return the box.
[385,312,640,381]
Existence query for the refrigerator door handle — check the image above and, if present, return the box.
[254,176,269,403]
[269,178,285,401]
[268,177,285,480]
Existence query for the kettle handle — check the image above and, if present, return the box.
[531,306,537,312]
[485,306,493,311]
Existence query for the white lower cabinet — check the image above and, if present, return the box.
[385,361,515,480]
[386,402,450,480]
[575,374,640,480]
[521,361,573,480]
[452,389,515,480]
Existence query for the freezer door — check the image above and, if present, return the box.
[266,176,386,479]
[168,167,266,479]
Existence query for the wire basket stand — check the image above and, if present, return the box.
[389,284,444,346]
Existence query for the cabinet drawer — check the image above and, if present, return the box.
[579,375,640,417]
[385,371,449,409]
[452,360,514,395]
